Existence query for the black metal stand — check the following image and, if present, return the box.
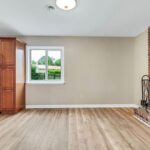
[134,75,150,126]
[141,75,150,109]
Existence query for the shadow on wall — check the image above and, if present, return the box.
[0,21,21,36]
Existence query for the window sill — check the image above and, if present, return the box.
[26,81,65,85]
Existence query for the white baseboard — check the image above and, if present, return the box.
[26,104,139,109]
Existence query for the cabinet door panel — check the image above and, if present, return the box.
[1,67,15,89]
[1,90,14,110]
[0,40,2,65]
[0,39,15,65]
[0,68,1,110]
[0,68,1,88]
[0,91,1,110]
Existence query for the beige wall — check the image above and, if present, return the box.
[134,30,148,105]
[20,36,135,105]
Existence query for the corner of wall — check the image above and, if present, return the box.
[133,29,148,105]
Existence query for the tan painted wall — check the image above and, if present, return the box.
[134,30,148,105]
[19,36,135,105]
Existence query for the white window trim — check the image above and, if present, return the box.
[26,46,65,84]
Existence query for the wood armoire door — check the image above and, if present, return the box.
[0,39,15,65]
[1,67,15,90]
[0,38,16,111]
[1,66,15,110]
[1,90,14,110]
[0,40,2,65]
[0,68,1,110]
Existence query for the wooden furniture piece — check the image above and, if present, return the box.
[0,38,26,113]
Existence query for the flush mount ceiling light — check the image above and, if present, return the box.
[56,0,77,11]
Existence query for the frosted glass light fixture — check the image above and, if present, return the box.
[56,0,77,11]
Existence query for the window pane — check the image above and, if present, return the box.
[31,50,46,80]
[48,51,61,80]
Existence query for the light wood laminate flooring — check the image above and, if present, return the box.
[0,108,150,150]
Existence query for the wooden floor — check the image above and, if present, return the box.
[0,108,150,150]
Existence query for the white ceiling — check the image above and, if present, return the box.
[0,0,150,37]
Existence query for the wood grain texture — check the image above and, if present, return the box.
[16,40,26,111]
[0,108,150,150]
[0,39,2,65]
[148,27,150,75]
[0,38,15,65]
[0,38,26,113]
[0,38,16,111]
[1,67,15,90]
[1,90,14,110]
[16,83,25,110]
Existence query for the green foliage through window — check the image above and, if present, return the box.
[31,65,45,80]
[31,55,61,80]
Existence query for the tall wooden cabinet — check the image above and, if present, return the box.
[0,38,26,113]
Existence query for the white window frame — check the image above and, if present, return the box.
[26,46,64,84]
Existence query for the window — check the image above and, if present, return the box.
[27,46,64,84]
